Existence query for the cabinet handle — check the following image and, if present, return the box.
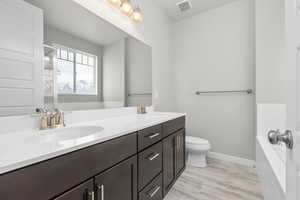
[147,133,160,139]
[87,191,95,200]
[146,153,160,161]
[97,184,104,200]
[147,186,161,198]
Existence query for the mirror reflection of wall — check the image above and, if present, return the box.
[102,39,126,108]
[43,45,57,110]
[102,38,153,108]
[44,24,103,108]
[0,0,152,116]
[0,0,152,115]
[125,38,152,107]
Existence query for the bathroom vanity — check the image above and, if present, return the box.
[0,1,185,199]
[0,114,185,200]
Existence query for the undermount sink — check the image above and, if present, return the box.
[41,126,104,141]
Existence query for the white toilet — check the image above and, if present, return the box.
[186,136,211,168]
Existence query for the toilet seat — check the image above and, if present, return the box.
[186,136,211,168]
[186,136,209,145]
[186,136,210,151]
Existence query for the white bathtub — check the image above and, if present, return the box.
[256,104,286,200]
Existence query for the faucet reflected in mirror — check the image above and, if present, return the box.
[32,108,66,130]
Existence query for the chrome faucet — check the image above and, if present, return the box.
[35,108,66,130]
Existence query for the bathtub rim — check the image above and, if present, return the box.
[256,135,286,195]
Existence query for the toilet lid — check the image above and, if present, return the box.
[186,136,209,145]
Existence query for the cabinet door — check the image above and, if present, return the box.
[175,129,185,176]
[54,179,94,200]
[162,134,176,196]
[94,156,137,200]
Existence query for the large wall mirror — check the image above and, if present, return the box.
[0,0,152,116]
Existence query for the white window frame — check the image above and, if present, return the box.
[55,44,98,95]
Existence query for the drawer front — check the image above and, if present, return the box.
[139,174,163,200]
[162,117,185,138]
[138,142,163,191]
[138,125,162,151]
[0,133,137,200]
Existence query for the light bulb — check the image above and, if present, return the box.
[131,7,143,22]
[107,0,122,6]
[120,0,133,16]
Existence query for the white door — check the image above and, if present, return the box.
[269,0,300,199]
[0,0,44,116]
[285,0,300,199]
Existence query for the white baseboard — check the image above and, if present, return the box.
[207,151,256,167]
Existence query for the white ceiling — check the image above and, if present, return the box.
[154,0,238,21]
[25,0,128,46]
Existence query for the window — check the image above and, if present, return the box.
[56,45,98,95]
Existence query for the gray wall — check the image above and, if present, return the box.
[44,25,103,103]
[255,0,285,104]
[173,0,255,160]
[102,39,126,104]
[125,38,152,107]
[59,0,176,112]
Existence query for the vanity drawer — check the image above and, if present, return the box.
[138,142,162,191]
[0,133,137,200]
[162,117,185,138]
[138,125,162,151]
[139,173,163,200]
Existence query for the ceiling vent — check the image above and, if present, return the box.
[176,0,192,12]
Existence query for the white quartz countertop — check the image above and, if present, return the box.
[0,112,185,175]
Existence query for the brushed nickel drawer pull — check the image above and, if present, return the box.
[147,153,160,161]
[147,186,161,198]
[96,184,104,200]
[88,191,95,200]
[147,133,160,139]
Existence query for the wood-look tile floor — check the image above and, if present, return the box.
[164,158,264,200]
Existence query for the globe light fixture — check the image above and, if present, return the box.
[120,0,133,16]
[131,6,143,22]
[107,0,122,6]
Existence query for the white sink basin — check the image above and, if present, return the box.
[41,126,104,141]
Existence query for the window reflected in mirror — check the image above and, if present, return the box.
[56,45,98,95]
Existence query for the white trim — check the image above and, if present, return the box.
[207,151,256,167]
[256,139,285,200]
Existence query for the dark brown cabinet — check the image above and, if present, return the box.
[138,142,162,190]
[162,117,185,138]
[0,116,185,200]
[162,129,186,196]
[0,133,137,200]
[55,156,137,200]
[54,180,94,200]
[138,125,162,151]
[175,129,185,175]
[94,156,137,200]
[162,133,176,195]
[139,174,163,200]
